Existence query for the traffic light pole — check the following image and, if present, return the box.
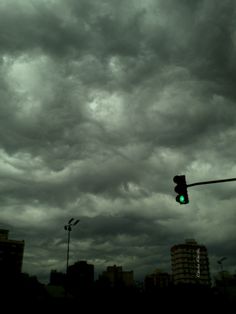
[187,177,236,188]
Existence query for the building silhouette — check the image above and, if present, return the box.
[67,260,94,291]
[99,265,134,288]
[0,229,24,279]
[214,270,236,305]
[145,269,171,290]
[171,239,211,286]
[49,269,65,286]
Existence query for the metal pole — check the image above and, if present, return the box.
[66,228,71,276]
[64,219,79,298]
[221,262,226,300]
[187,177,236,188]
[217,258,227,300]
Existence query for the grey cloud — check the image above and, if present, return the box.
[0,0,236,283]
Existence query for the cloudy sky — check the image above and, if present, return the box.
[0,0,236,284]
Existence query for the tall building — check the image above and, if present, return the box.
[99,265,134,288]
[171,239,211,286]
[0,229,24,279]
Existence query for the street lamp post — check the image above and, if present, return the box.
[64,218,80,276]
[217,257,227,298]
[217,257,227,273]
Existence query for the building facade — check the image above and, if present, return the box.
[50,269,66,286]
[100,265,134,288]
[171,239,211,286]
[67,260,94,290]
[145,269,171,290]
[0,229,24,279]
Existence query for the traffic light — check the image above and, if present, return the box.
[173,175,189,204]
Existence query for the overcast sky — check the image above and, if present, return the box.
[0,0,236,284]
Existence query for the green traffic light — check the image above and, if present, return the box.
[179,195,185,203]
[173,175,189,204]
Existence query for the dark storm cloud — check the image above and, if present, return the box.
[0,0,236,282]
[0,0,145,60]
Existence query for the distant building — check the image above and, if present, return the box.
[99,265,134,288]
[49,269,65,286]
[214,271,236,305]
[67,260,94,290]
[145,269,171,290]
[214,271,236,288]
[171,239,211,286]
[0,229,24,279]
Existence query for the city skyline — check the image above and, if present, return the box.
[0,0,236,284]
[0,227,232,285]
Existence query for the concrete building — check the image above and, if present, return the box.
[214,271,236,304]
[171,239,211,286]
[49,269,65,286]
[145,269,171,290]
[100,265,134,288]
[67,260,94,290]
[0,229,24,278]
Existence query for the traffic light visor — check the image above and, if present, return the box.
[173,175,186,184]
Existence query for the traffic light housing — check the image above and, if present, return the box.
[173,175,189,204]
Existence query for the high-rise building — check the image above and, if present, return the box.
[0,229,24,278]
[171,239,211,286]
